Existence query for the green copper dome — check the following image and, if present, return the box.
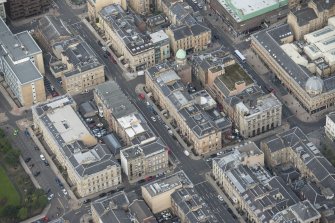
[176,49,186,60]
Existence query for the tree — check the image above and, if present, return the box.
[2,205,19,218]
[17,207,28,220]
[36,195,48,209]
[5,149,21,166]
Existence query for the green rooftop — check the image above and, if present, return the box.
[219,64,253,90]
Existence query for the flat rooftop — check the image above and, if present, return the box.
[0,18,43,84]
[142,171,192,197]
[33,96,120,178]
[99,4,153,55]
[215,63,253,95]
[216,0,288,22]
[45,104,91,143]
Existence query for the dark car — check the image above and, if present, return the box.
[25,157,31,163]
[46,188,51,194]
[97,40,103,46]
[34,146,39,150]
[34,171,41,177]
[83,199,91,204]
[44,160,49,166]
[99,193,107,197]
[55,178,61,185]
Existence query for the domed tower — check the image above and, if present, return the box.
[305,76,324,96]
[176,49,187,65]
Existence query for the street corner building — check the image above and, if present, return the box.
[32,95,122,197]
[251,6,335,115]
[0,18,46,106]
[145,64,232,155]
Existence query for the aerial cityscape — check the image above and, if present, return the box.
[0,0,334,223]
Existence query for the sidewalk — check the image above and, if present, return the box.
[19,156,41,189]
[21,204,51,223]
[246,49,326,123]
[205,173,246,223]
[27,127,80,210]
[0,81,28,116]
[135,84,201,160]
[81,18,137,81]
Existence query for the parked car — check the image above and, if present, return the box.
[218,195,224,202]
[151,116,156,122]
[44,160,49,166]
[40,154,46,161]
[62,189,68,195]
[99,193,107,197]
[85,118,93,123]
[83,199,91,204]
[47,193,54,201]
[34,171,41,177]
[96,123,103,128]
[25,157,31,163]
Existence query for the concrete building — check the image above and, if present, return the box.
[287,0,335,40]
[36,15,72,51]
[209,0,288,33]
[212,141,306,223]
[98,4,170,71]
[171,188,219,223]
[94,81,156,146]
[0,18,46,106]
[192,48,235,88]
[222,86,282,138]
[87,0,127,21]
[252,21,335,115]
[5,0,50,20]
[141,171,193,213]
[325,112,335,141]
[32,95,121,197]
[50,36,105,94]
[146,64,232,155]
[0,0,6,21]
[120,138,168,181]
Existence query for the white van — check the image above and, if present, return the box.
[184,150,190,156]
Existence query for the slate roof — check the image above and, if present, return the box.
[129,199,157,223]
[38,15,71,42]
[292,7,317,26]
[92,192,132,223]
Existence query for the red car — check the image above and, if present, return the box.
[110,56,117,64]
[51,91,59,97]
[138,93,145,100]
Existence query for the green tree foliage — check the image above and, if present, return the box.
[17,207,28,220]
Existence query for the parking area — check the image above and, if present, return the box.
[155,209,179,223]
